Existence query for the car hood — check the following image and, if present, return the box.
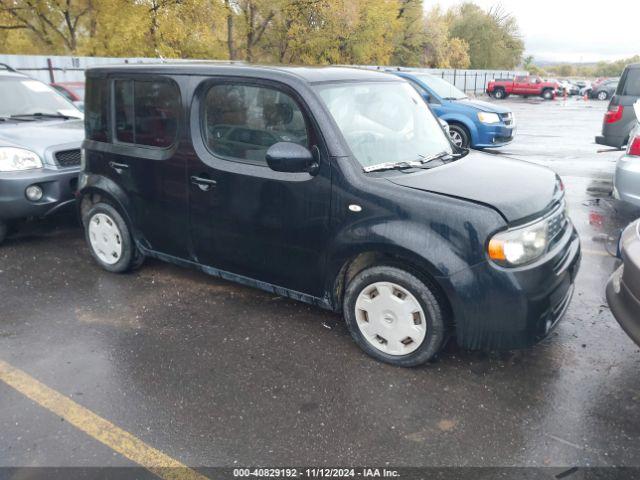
[387,151,561,223]
[0,119,84,160]
[455,98,511,114]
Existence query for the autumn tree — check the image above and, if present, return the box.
[391,0,425,66]
[0,0,94,53]
[423,6,469,68]
[448,2,524,69]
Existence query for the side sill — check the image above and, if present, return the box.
[138,244,334,311]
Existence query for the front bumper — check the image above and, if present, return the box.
[606,219,640,346]
[443,222,581,350]
[606,265,640,346]
[474,123,516,148]
[0,167,80,221]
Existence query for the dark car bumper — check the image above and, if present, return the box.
[596,134,627,149]
[443,222,581,350]
[605,219,640,346]
[0,167,80,221]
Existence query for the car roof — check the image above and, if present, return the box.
[86,63,399,85]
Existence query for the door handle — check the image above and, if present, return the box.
[190,175,217,191]
[109,161,129,173]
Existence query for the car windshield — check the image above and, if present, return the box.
[315,81,453,169]
[68,85,85,100]
[412,74,467,100]
[0,77,81,118]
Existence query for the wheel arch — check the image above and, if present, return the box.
[328,246,454,325]
[444,117,476,145]
[77,174,139,242]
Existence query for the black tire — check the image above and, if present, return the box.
[542,89,554,100]
[597,90,608,101]
[82,202,140,273]
[0,221,6,245]
[343,265,447,367]
[448,123,471,149]
[493,88,506,99]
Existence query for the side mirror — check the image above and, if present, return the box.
[266,142,317,174]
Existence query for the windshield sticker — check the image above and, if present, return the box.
[21,80,52,93]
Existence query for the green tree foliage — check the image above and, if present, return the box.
[0,0,523,71]
[391,0,426,66]
[543,55,639,78]
[448,2,524,69]
[423,6,469,68]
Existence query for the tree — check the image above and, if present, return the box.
[0,0,94,53]
[391,0,426,66]
[448,2,523,69]
[423,6,469,68]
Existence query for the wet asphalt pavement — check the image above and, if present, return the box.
[1,96,639,471]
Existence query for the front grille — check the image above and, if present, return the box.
[500,112,514,126]
[548,206,568,242]
[55,149,81,167]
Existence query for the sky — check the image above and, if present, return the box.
[429,0,638,63]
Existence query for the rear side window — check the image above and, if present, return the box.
[620,69,640,96]
[85,77,109,142]
[202,84,308,165]
[113,79,179,148]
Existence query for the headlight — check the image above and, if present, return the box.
[488,218,549,267]
[477,112,501,124]
[0,147,43,172]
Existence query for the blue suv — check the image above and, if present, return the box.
[394,71,515,149]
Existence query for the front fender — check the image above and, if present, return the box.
[324,215,490,311]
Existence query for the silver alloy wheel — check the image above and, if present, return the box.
[597,91,607,100]
[449,130,464,147]
[355,282,427,356]
[88,213,123,265]
[494,89,504,99]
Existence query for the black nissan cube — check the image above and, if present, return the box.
[79,64,581,367]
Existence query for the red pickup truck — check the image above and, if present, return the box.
[487,75,559,100]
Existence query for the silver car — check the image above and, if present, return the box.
[613,101,640,207]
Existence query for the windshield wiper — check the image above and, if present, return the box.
[364,160,424,172]
[10,112,72,120]
[364,151,458,173]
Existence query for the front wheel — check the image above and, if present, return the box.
[597,90,608,101]
[83,202,142,273]
[448,124,471,149]
[343,266,447,367]
[542,89,554,100]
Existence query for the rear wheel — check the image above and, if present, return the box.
[493,88,506,99]
[343,265,447,367]
[83,202,142,273]
[448,124,471,149]
[597,90,609,101]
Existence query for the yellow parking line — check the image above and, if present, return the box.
[0,359,209,480]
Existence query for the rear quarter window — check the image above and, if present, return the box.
[620,69,640,96]
[113,78,180,148]
[85,77,109,142]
